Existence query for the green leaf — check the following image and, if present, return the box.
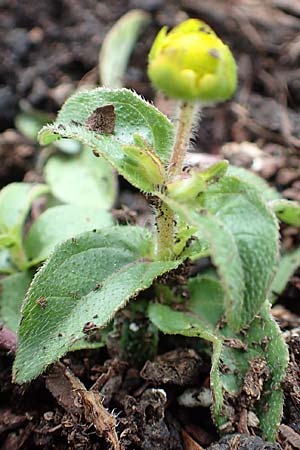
[0,272,31,332]
[162,175,279,330]
[44,147,116,209]
[227,166,280,202]
[55,139,81,155]
[13,226,179,383]
[15,110,53,141]
[99,9,151,88]
[271,199,300,227]
[39,88,174,192]
[271,249,300,299]
[200,176,279,328]
[0,183,49,243]
[25,204,113,265]
[149,275,288,441]
[0,248,15,274]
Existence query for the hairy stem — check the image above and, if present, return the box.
[155,200,175,260]
[168,101,196,178]
[155,101,197,260]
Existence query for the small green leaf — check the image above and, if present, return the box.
[227,166,280,202]
[149,275,288,441]
[271,249,300,299]
[121,144,166,187]
[14,226,179,383]
[0,183,50,246]
[44,147,116,209]
[39,88,174,192]
[25,204,113,265]
[99,9,151,88]
[271,199,300,227]
[0,272,31,332]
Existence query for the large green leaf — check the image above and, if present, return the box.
[0,272,31,332]
[162,175,279,330]
[13,226,179,383]
[44,146,116,209]
[39,88,174,192]
[200,176,279,328]
[25,204,113,265]
[227,166,280,202]
[0,183,49,246]
[149,275,288,441]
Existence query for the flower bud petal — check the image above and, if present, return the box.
[148,19,237,102]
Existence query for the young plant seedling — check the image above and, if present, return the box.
[11,18,300,441]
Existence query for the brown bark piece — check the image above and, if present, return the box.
[46,362,119,450]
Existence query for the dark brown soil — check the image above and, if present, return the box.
[1,0,300,449]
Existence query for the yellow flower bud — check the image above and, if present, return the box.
[148,19,237,102]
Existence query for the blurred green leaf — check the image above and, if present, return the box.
[0,272,31,332]
[99,9,151,88]
[0,183,50,252]
[25,204,113,265]
[271,249,300,300]
[271,199,300,227]
[44,146,116,209]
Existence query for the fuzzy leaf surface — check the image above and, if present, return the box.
[149,275,288,441]
[200,176,279,328]
[13,226,179,383]
[39,88,174,192]
[227,166,280,201]
[44,147,116,209]
[0,272,31,332]
[163,176,279,329]
[25,204,113,265]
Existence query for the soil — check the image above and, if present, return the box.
[1,0,300,449]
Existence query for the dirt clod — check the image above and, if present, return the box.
[141,348,203,386]
[207,433,282,450]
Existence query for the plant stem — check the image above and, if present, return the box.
[155,100,197,260]
[155,200,175,260]
[10,242,28,272]
[168,101,196,178]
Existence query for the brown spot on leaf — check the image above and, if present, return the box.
[85,104,115,134]
[36,296,47,309]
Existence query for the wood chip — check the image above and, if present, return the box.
[182,430,205,450]
[279,424,300,449]
[46,362,119,450]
